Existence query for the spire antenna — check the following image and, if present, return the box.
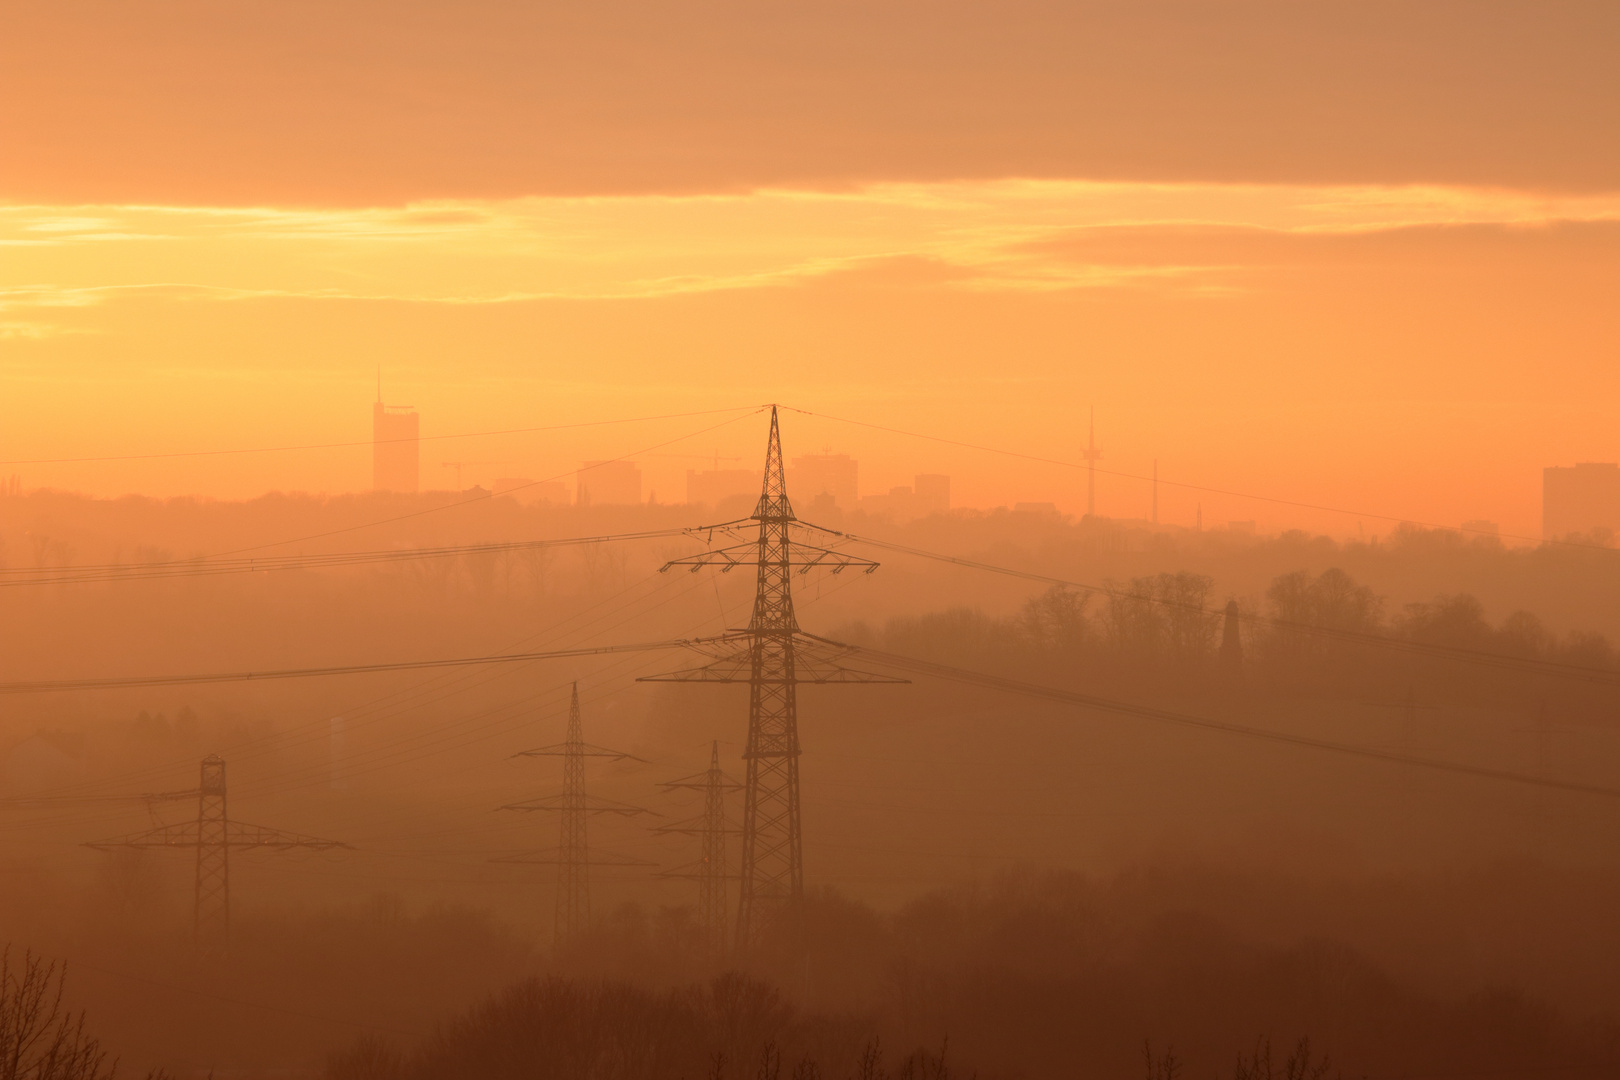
[1081,405,1103,518]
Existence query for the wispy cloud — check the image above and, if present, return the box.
[1,180,1617,311]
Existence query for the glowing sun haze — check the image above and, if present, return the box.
[2,1,1617,538]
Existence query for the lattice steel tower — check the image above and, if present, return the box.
[85,755,348,954]
[645,406,903,949]
[658,741,742,951]
[498,682,651,944]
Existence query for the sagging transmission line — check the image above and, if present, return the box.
[809,634,1620,800]
[0,639,700,695]
[818,527,1620,689]
[0,528,689,589]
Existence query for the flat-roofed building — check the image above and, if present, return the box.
[372,400,420,493]
[789,453,858,510]
[687,467,759,511]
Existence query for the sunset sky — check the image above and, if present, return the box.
[3,1,1617,538]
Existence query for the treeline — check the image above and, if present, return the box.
[324,975,953,1080]
[843,565,1619,716]
[321,871,1620,1080]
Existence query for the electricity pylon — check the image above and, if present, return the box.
[84,755,348,953]
[496,682,653,944]
[642,406,904,950]
[658,741,742,952]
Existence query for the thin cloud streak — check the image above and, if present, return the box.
[3,180,1618,312]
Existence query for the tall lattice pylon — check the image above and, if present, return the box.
[658,741,742,952]
[496,682,652,945]
[643,406,904,949]
[85,755,349,954]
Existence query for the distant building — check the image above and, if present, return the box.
[372,399,420,493]
[860,485,915,519]
[860,474,953,521]
[687,467,759,512]
[914,474,950,516]
[578,460,642,506]
[1543,463,1620,541]
[494,478,571,506]
[789,453,858,510]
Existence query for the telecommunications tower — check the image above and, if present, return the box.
[658,741,742,952]
[497,682,652,944]
[85,755,348,953]
[1082,407,1102,518]
[643,406,903,949]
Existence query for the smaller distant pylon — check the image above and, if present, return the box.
[1220,599,1244,685]
[658,741,743,954]
[496,683,654,946]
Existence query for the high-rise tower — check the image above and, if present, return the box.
[372,382,420,493]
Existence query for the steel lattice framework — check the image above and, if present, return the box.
[497,682,652,944]
[84,755,348,953]
[643,406,904,950]
[658,741,742,951]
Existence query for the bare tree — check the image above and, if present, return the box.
[0,947,164,1080]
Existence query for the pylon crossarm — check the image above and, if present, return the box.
[660,774,743,792]
[656,816,742,836]
[513,742,646,762]
[660,544,754,574]
[224,821,351,850]
[680,517,757,543]
[659,543,878,575]
[638,632,908,684]
[656,858,742,880]
[500,795,656,816]
[490,848,657,867]
[83,821,199,849]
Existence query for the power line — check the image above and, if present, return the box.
[0,528,689,588]
[0,639,697,695]
[7,566,708,804]
[823,527,1620,687]
[816,635,1620,800]
[0,404,762,466]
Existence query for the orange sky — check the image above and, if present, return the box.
[2,1,1617,539]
